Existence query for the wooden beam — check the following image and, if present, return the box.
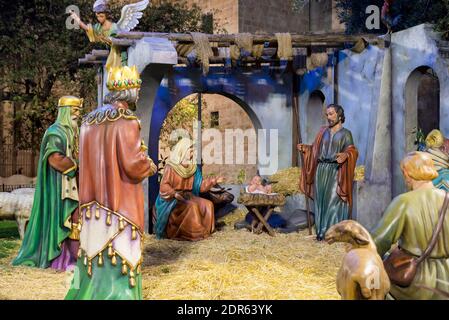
[177,56,282,65]
[115,31,384,47]
[111,38,136,46]
[91,49,110,57]
[78,58,103,65]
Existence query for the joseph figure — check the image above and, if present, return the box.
[13,96,82,271]
[298,104,358,240]
[65,66,157,300]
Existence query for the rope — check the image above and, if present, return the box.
[190,32,214,75]
[275,33,293,60]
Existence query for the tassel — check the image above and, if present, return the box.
[77,248,82,259]
[108,243,113,257]
[121,260,128,275]
[85,206,91,219]
[129,270,136,287]
[137,264,141,275]
[119,217,125,231]
[106,212,112,226]
[87,260,92,277]
[111,253,117,266]
[95,206,100,220]
[98,252,104,266]
[132,226,137,240]
[84,255,88,266]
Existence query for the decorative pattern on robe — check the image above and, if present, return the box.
[66,103,156,299]
[426,147,449,191]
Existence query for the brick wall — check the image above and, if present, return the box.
[238,0,309,33]
[180,0,343,34]
[181,0,239,33]
[201,94,257,184]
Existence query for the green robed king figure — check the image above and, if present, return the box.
[13,96,82,271]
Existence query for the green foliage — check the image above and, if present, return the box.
[0,0,94,100]
[1,0,211,152]
[13,97,58,150]
[237,169,247,185]
[0,0,97,151]
[138,0,204,33]
[120,0,223,34]
[414,127,427,151]
[335,0,448,35]
[160,96,198,149]
[160,94,209,149]
[434,1,449,38]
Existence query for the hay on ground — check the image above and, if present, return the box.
[0,210,345,300]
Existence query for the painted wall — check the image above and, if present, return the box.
[337,45,385,166]
[299,66,334,145]
[391,24,449,196]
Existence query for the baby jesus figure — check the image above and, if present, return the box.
[246,175,273,194]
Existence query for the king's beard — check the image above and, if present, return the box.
[71,118,79,131]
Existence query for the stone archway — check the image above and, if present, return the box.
[405,66,440,153]
[157,93,260,186]
[390,65,442,196]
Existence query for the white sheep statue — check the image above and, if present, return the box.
[0,189,35,239]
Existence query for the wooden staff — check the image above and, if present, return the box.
[292,66,312,236]
[298,140,313,236]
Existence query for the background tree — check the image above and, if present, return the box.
[0,0,215,156]
[0,0,96,152]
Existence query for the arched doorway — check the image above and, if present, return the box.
[393,65,441,196]
[158,93,259,185]
[305,90,326,144]
[148,89,264,228]
[405,66,440,153]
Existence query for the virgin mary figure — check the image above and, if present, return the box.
[154,138,224,241]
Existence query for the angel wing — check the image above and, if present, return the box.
[117,0,150,32]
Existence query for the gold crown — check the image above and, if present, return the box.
[106,65,142,91]
[58,96,83,108]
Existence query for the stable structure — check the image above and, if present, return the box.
[81,24,449,233]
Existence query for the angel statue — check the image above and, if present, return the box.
[70,0,150,69]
